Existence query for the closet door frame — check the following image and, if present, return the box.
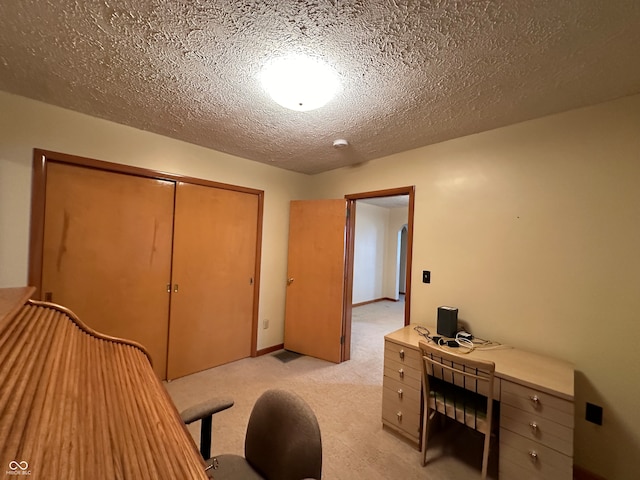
[29,148,263,358]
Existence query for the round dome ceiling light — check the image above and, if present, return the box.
[259,54,340,112]
[332,138,349,149]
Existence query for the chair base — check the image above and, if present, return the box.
[207,454,264,480]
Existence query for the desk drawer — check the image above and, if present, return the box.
[501,381,574,428]
[499,429,572,480]
[383,376,421,414]
[384,340,421,369]
[501,404,573,456]
[382,394,421,441]
[383,357,421,391]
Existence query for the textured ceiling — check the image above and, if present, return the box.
[1,1,639,175]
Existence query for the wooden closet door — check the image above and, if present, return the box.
[167,182,258,380]
[41,162,174,379]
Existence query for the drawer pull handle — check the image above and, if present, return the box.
[529,422,538,434]
[396,411,402,421]
[397,388,403,399]
[398,368,404,378]
[529,394,540,407]
[529,451,538,463]
[399,349,405,360]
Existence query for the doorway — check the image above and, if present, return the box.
[342,186,415,361]
[280,187,415,364]
[352,198,409,304]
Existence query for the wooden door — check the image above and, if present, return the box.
[41,162,174,379]
[167,182,259,380]
[284,199,348,363]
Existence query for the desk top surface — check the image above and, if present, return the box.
[385,324,574,401]
[0,286,34,321]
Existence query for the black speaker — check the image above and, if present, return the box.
[437,306,458,338]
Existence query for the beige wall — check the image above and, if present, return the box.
[352,202,387,304]
[0,90,311,350]
[309,94,640,478]
[2,87,639,477]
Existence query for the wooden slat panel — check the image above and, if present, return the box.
[0,295,208,480]
[11,308,60,475]
[0,306,56,464]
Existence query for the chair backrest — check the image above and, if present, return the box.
[244,389,322,480]
[418,341,496,431]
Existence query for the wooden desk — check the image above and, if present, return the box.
[0,287,209,480]
[382,324,574,480]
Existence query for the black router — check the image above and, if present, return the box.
[437,306,458,338]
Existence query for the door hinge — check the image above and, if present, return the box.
[340,335,345,344]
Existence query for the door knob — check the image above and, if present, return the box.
[287,277,294,285]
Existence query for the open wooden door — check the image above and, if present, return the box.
[284,199,348,363]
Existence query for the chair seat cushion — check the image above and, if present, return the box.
[207,454,264,480]
[428,377,490,433]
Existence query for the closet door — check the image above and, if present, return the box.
[167,182,258,380]
[41,162,174,379]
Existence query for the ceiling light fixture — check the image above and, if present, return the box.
[259,54,340,112]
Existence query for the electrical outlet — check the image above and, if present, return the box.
[263,319,269,329]
[585,402,603,425]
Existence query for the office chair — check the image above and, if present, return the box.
[180,397,235,460]
[208,389,322,480]
[418,341,496,479]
